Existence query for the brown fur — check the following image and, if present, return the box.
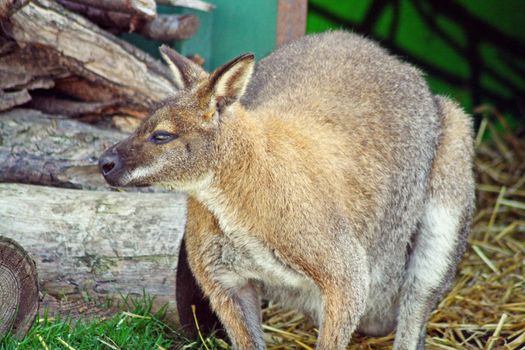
[100,31,475,350]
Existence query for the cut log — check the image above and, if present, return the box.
[0,108,128,190]
[0,0,26,18]
[140,14,199,41]
[1,0,177,110]
[0,43,65,111]
[0,109,221,333]
[56,0,146,33]
[27,95,119,117]
[157,0,215,12]
[54,77,120,103]
[57,0,156,19]
[0,236,39,339]
[55,0,199,41]
[0,89,30,111]
[0,183,187,320]
[0,43,66,90]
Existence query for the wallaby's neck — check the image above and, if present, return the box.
[191,106,279,236]
[217,108,267,178]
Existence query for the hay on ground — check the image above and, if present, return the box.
[261,109,525,350]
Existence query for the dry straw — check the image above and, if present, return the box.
[261,107,525,350]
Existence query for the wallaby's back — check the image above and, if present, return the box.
[243,31,441,253]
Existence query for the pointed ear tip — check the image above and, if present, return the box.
[244,52,255,61]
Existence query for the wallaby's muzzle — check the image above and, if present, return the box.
[99,144,125,186]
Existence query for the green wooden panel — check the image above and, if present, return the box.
[125,1,277,72]
[176,0,277,71]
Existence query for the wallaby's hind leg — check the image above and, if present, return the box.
[316,276,369,349]
[394,96,474,350]
[184,198,265,350]
[393,202,470,350]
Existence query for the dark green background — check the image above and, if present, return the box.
[307,0,525,127]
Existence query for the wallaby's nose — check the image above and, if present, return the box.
[99,146,121,176]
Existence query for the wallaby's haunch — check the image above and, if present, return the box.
[99,31,475,350]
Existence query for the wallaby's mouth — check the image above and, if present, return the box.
[100,165,152,188]
[99,165,128,187]
[101,160,116,176]
[98,144,151,188]
[99,144,125,186]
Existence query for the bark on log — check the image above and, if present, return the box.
[56,0,145,33]
[57,0,156,19]
[0,109,128,190]
[0,43,65,111]
[0,109,221,334]
[0,236,39,339]
[0,44,66,90]
[53,77,130,104]
[140,14,199,41]
[157,0,215,12]
[27,95,119,117]
[0,89,30,111]
[0,183,186,319]
[55,1,198,41]
[1,0,177,110]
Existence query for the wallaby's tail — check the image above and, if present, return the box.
[431,95,475,198]
[430,95,475,260]
[393,96,475,349]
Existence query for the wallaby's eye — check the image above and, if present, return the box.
[149,131,178,144]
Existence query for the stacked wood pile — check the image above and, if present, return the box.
[0,0,214,339]
[0,0,212,119]
[0,237,39,339]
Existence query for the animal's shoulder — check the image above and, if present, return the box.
[241,31,428,118]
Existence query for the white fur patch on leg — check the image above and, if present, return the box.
[394,201,460,350]
[409,202,458,288]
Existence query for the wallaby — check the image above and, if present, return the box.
[99,31,475,350]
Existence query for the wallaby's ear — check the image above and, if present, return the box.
[159,45,206,89]
[208,53,255,109]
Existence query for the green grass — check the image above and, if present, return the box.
[0,295,228,350]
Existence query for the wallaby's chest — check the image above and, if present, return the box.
[213,227,323,321]
[217,228,307,289]
[194,186,309,288]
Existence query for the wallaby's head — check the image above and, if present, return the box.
[99,46,255,188]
